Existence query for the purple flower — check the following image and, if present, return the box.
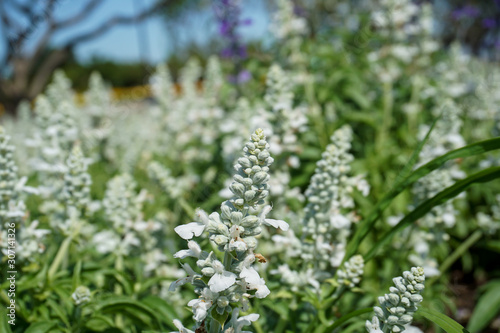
[236,70,251,83]
[213,0,252,85]
[483,18,496,29]
[227,70,252,84]
[452,5,480,20]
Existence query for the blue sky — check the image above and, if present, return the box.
[1,0,271,64]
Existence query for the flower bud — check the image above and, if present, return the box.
[201,267,215,276]
[230,182,245,197]
[244,190,256,201]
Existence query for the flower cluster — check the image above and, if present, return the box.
[147,161,186,200]
[0,127,49,262]
[301,125,369,272]
[93,174,156,256]
[61,144,92,212]
[366,267,425,333]
[337,255,365,289]
[171,128,288,331]
[270,0,308,68]
[0,127,22,226]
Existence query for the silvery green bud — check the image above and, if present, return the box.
[244,190,256,201]
[216,223,229,236]
[258,150,270,161]
[217,296,229,308]
[246,142,256,151]
[212,235,229,246]
[388,293,399,306]
[202,267,215,276]
[242,178,253,187]
[252,172,269,185]
[243,227,262,236]
[221,202,233,219]
[230,182,246,197]
[230,212,243,224]
[241,215,259,227]
[72,286,91,305]
[374,307,384,319]
[242,236,257,249]
[238,157,252,168]
[234,175,245,184]
[399,315,413,325]
[394,307,405,315]
[410,294,423,303]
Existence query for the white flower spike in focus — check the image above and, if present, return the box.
[170,128,285,332]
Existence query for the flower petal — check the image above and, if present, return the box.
[174,222,205,240]
[240,266,261,285]
[264,218,289,231]
[209,271,237,292]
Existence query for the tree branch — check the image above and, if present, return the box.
[53,0,101,30]
[27,47,70,98]
[65,0,168,48]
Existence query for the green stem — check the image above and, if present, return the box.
[179,197,195,217]
[115,255,124,328]
[428,230,483,287]
[274,317,287,333]
[48,236,73,281]
[377,81,394,153]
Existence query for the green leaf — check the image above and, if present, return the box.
[419,307,470,333]
[141,295,178,327]
[95,296,162,329]
[25,321,59,333]
[0,307,13,333]
[211,307,229,328]
[72,260,82,291]
[46,299,70,327]
[85,315,115,331]
[344,137,500,263]
[365,167,500,261]
[326,307,373,331]
[467,282,500,332]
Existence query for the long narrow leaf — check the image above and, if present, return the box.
[344,137,500,262]
[326,307,373,331]
[467,283,500,333]
[392,116,440,188]
[419,307,470,333]
[364,167,500,261]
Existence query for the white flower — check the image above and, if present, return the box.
[208,260,237,292]
[366,316,383,333]
[170,319,195,333]
[93,230,120,254]
[174,240,203,259]
[174,222,206,240]
[259,205,289,231]
[187,298,212,322]
[240,266,261,284]
[330,214,351,229]
[229,308,260,333]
